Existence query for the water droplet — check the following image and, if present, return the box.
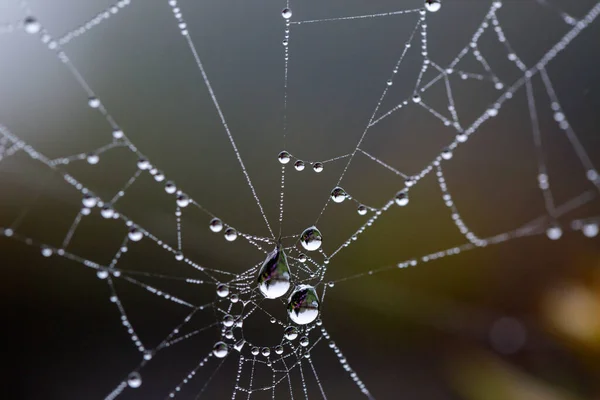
[331,187,347,203]
[258,244,291,299]
[210,218,223,232]
[86,153,99,164]
[97,270,109,279]
[41,247,53,257]
[546,225,562,240]
[230,294,239,303]
[112,129,124,139]
[298,253,307,263]
[224,228,238,242]
[395,190,409,206]
[81,207,91,216]
[137,158,150,170]
[278,151,291,164]
[441,148,453,160]
[24,17,41,34]
[412,94,421,103]
[127,372,142,388]
[287,285,320,325]
[299,336,309,347]
[223,314,235,327]
[282,8,292,19]
[282,39,289,46]
[284,326,298,340]
[143,351,152,360]
[274,345,284,355]
[225,330,234,339]
[313,162,324,173]
[88,97,101,108]
[165,181,177,194]
[213,341,228,358]
[357,205,367,215]
[261,347,271,356]
[386,79,393,86]
[294,160,305,171]
[175,251,184,261]
[216,284,229,298]
[424,0,441,13]
[128,227,143,242]
[251,346,259,356]
[300,226,322,251]
[582,222,599,238]
[328,281,335,288]
[176,193,190,208]
[82,194,97,208]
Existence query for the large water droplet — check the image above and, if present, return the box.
[331,187,347,203]
[224,228,238,241]
[176,193,190,208]
[24,17,41,34]
[300,226,322,251]
[425,0,441,13]
[209,218,223,232]
[216,284,229,298]
[213,341,228,358]
[127,372,142,388]
[546,225,562,240]
[284,326,298,340]
[278,151,291,164]
[395,190,409,206]
[223,314,235,327]
[128,227,143,242]
[313,162,324,173]
[282,8,292,19]
[357,205,367,215]
[287,285,320,325]
[258,244,291,299]
[582,222,598,238]
[294,160,305,171]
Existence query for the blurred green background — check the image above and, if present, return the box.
[0,0,599,399]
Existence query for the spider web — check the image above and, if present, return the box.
[1,0,600,399]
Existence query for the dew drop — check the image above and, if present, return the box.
[395,190,409,206]
[127,372,142,388]
[274,345,284,355]
[282,8,292,19]
[88,97,101,108]
[225,330,234,339]
[284,326,299,340]
[294,160,305,171]
[165,181,177,194]
[287,285,320,325]
[97,270,109,280]
[86,153,100,165]
[261,347,271,357]
[175,251,184,261]
[282,39,288,46]
[582,222,599,238]
[101,206,114,219]
[176,193,190,208]
[331,187,347,203]
[112,129,124,139]
[41,247,53,257]
[425,0,441,13]
[128,227,143,242]
[298,253,307,263]
[24,17,41,34]
[213,341,228,358]
[216,284,229,298]
[137,158,150,170]
[223,314,235,327]
[224,228,238,242]
[258,244,291,299]
[546,225,562,240]
[278,151,291,164]
[300,226,322,251]
[210,218,223,233]
[299,336,309,347]
[82,194,98,208]
[412,94,422,103]
[441,148,453,160]
[313,162,324,173]
[251,346,260,356]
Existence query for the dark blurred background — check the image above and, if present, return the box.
[1,0,600,399]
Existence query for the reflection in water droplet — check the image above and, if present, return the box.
[258,244,291,299]
[284,326,299,340]
[331,187,347,203]
[300,226,322,251]
[278,151,291,164]
[357,205,367,215]
[282,8,292,19]
[287,285,320,325]
[224,228,238,241]
[294,160,305,171]
[127,372,142,388]
[313,162,324,173]
[275,345,284,355]
[213,341,228,358]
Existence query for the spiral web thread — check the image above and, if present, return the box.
[1,0,600,399]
